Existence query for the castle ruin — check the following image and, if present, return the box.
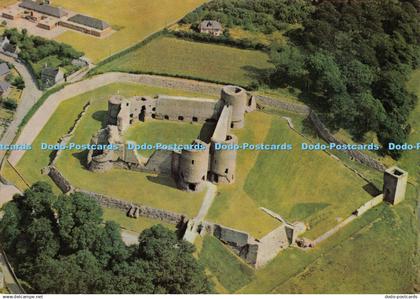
[87,85,256,192]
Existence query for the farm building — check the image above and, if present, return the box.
[60,14,111,37]
[19,0,68,18]
[0,63,10,79]
[0,81,11,97]
[40,66,64,88]
[199,20,223,36]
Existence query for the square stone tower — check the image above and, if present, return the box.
[383,166,408,205]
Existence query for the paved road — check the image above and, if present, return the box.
[8,72,223,166]
[0,53,42,162]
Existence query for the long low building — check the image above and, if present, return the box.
[60,14,111,37]
[2,1,111,37]
[19,0,68,18]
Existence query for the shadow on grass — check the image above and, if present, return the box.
[91,110,108,128]
[146,174,179,190]
[362,183,381,197]
[72,150,89,169]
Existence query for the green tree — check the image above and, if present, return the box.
[0,182,212,294]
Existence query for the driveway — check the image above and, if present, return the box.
[0,53,42,162]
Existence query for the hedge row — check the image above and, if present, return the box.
[168,30,270,52]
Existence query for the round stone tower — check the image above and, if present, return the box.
[210,134,237,184]
[177,140,209,192]
[107,95,124,126]
[221,85,247,129]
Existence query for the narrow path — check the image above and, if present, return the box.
[183,182,217,243]
[195,182,217,222]
[0,54,42,162]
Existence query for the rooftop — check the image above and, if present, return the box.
[0,81,11,92]
[19,0,68,18]
[0,63,10,77]
[41,66,61,78]
[67,14,110,30]
[199,20,222,31]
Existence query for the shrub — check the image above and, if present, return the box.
[2,98,17,110]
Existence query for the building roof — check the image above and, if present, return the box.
[199,20,222,31]
[41,66,61,79]
[19,0,68,18]
[3,43,18,54]
[67,14,110,30]
[0,63,10,77]
[0,81,11,92]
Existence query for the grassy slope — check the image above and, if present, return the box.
[240,189,417,293]
[276,195,418,293]
[208,111,372,239]
[53,0,206,63]
[401,69,420,183]
[199,236,254,293]
[94,36,274,86]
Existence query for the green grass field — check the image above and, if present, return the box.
[239,188,418,293]
[93,36,274,86]
[206,111,372,239]
[123,120,203,158]
[199,236,254,293]
[53,0,206,63]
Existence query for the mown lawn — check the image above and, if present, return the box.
[53,0,206,63]
[93,36,274,87]
[9,82,216,217]
[199,236,254,293]
[123,120,203,158]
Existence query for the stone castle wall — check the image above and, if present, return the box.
[49,101,91,166]
[47,165,73,193]
[308,111,386,171]
[77,189,186,225]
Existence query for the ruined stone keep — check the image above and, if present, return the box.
[87,85,256,192]
[383,166,408,205]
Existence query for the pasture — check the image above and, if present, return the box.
[93,36,274,86]
[53,0,206,62]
